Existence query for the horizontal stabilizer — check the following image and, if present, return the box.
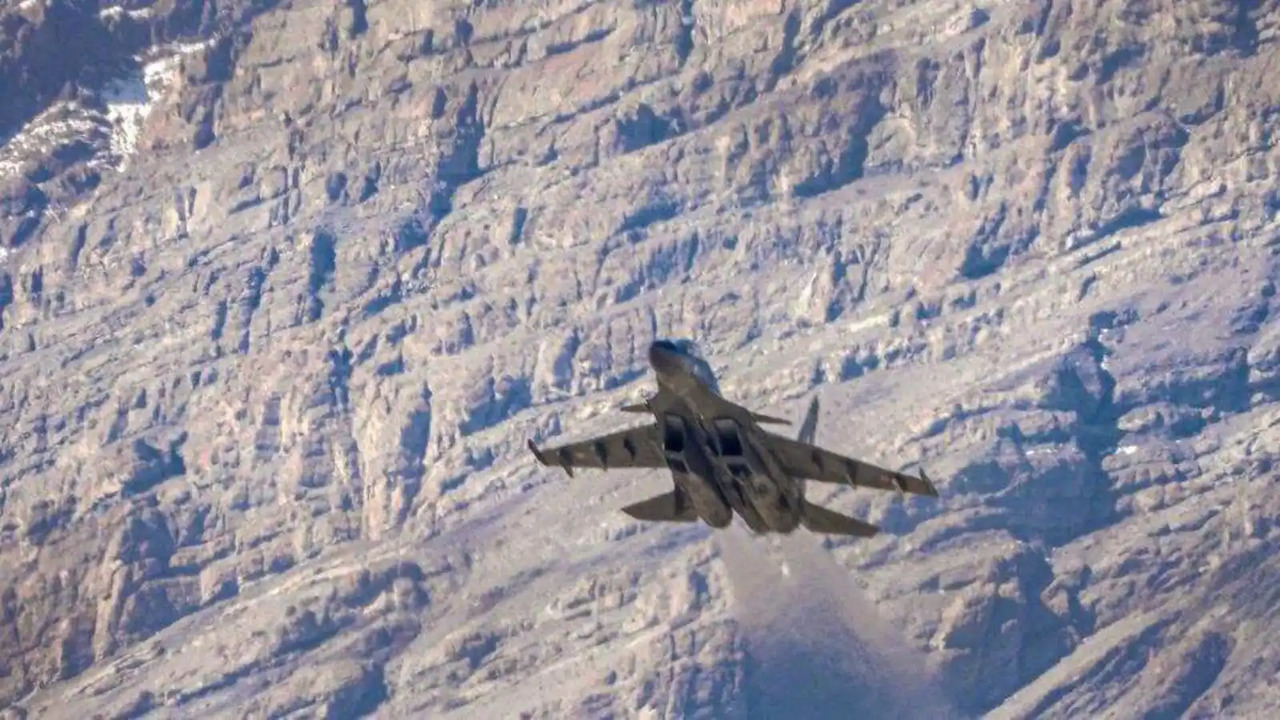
[801,501,880,537]
[620,402,649,413]
[621,490,699,523]
[751,412,791,425]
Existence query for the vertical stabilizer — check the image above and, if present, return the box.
[798,396,820,444]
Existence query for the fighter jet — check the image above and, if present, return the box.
[526,339,940,537]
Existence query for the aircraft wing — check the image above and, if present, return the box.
[758,433,939,497]
[526,424,666,476]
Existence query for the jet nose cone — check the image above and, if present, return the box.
[648,340,682,373]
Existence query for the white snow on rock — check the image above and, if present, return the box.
[0,40,214,180]
[101,42,210,168]
[0,102,106,179]
[99,5,154,21]
[101,70,150,163]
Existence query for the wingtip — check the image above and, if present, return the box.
[526,438,547,465]
[919,467,940,497]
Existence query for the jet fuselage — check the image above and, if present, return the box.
[645,340,805,534]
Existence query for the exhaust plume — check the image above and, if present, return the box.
[718,527,965,719]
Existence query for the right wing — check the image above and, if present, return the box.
[526,424,666,476]
[758,431,939,497]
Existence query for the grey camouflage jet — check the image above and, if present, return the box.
[526,339,940,537]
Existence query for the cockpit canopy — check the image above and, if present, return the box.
[673,339,701,358]
[653,338,704,359]
[653,337,719,392]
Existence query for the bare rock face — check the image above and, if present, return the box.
[1,0,1279,717]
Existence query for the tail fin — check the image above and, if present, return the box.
[621,490,699,523]
[798,396,819,444]
[800,500,880,537]
[793,396,878,536]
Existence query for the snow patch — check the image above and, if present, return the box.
[167,40,212,56]
[0,39,210,178]
[99,5,154,21]
[0,102,106,178]
[99,41,211,168]
[2,105,102,154]
[101,70,151,163]
[0,247,9,264]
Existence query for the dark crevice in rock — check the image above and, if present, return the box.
[325,171,348,203]
[1139,632,1232,720]
[1088,205,1163,243]
[546,26,613,57]
[807,0,861,43]
[612,103,677,154]
[1025,617,1178,718]
[0,272,12,332]
[359,161,382,202]
[66,223,87,271]
[1004,551,1080,711]
[345,0,369,38]
[237,264,269,354]
[21,496,75,546]
[393,216,429,254]
[7,214,41,248]
[329,662,391,717]
[508,206,528,245]
[618,196,680,233]
[440,80,486,186]
[959,203,1041,280]
[327,341,354,411]
[1097,43,1146,84]
[274,607,349,656]
[1015,332,1122,545]
[211,299,228,341]
[306,229,338,323]
[1229,3,1260,56]
[122,434,188,496]
[1048,119,1089,152]
[765,11,802,92]
[362,274,403,319]
[792,95,887,199]
[398,390,433,481]
[674,0,695,65]
[953,319,1126,548]
[459,375,533,436]
[959,208,1011,280]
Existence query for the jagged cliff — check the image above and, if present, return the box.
[1,0,1278,717]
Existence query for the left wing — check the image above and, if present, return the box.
[757,432,939,497]
[526,424,666,476]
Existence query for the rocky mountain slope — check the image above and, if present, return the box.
[1,0,1278,717]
